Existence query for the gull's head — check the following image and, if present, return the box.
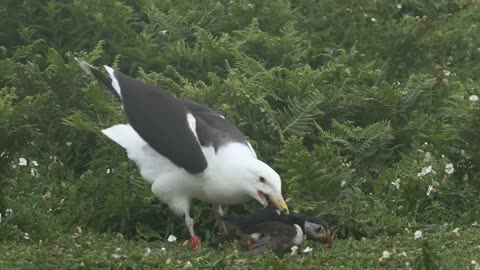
[244,159,289,214]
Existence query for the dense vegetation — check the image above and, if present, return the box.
[1,0,479,268]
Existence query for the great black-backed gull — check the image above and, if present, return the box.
[76,59,289,250]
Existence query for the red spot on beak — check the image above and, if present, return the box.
[327,230,333,248]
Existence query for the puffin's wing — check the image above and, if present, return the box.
[248,222,299,256]
[222,207,284,233]
[77,60,207,174]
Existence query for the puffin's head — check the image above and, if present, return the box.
[246,159,289,215]
[303,216,333,248]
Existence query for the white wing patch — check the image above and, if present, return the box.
[103,65,122,100]
[186,113,200,143]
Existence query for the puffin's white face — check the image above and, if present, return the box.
[246,160,289,214]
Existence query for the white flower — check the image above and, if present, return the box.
[24,232,30,240]
[167,235,177,242]
[341,180,347,187]
[66,142,72,146]
[472,260,477,265]
[184,261,193,269]
[290,245,298,255]
[396,4,402,9]
[161,247,166,251]
[391,178,401,189]
[414,230,422,239]
[0,152,7,158]
[5,208,13,216]
[19,158,27,166]
[106,168,111,174]
[382,250,390,259]
[371,17,376,22]
[143,247,151,257]
[115,247,121,252]
[303,246,313,253]
[443,70,451,76]
[426,185,434,196]
[30,168,39,178]
[444,163,454,175]
[418,165,432,177]
[469,95,479,102]
[31,160,39,167]
[112,254,121,259]
[452,227,460,236]
[400,251,407,257]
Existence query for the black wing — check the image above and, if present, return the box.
[179,98,248,151]
[222,207,284,234]
[248,222,298,256]
[80,61,208,174]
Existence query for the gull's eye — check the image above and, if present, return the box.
[259,177,266,183]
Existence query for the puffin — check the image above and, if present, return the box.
[76,59,289,250]
[223,206,333,252]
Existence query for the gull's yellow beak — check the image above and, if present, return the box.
[269,194,289,215]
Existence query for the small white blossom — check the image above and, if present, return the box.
[5,208,13,216]
[19,158,27,166]
[444,163,454,175]
[443,70,451,76]
[23,232,30,240]
[303,246,313,253]
[30,168,39,178]
[452,227,460,236]
[396,4,402,9]
[290,245,298,255]
[31,160,39,167]
[143,247,151,257]
[469,95,479,102]
[0,152,7,158]
[472,260,477,265]
[391,178,401,189]
[341,180,347,187]
[115,247,121,252]
[424,142,428,145]
[400,251,407,257]
[184,261,193,269]
[418,165,432,177]
[112,254,121,259]
[161,247,166,251]
[382,250,390,259]
[106,168,111,174]
[414,230,422,239]
[426,185,434,196]
[371,17,377,22]
[167,235,177,242]
[66,142,72,146]
[441,154,446,159]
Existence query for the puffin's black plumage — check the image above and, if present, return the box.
[223,206,333,249]
[247,221,304,256]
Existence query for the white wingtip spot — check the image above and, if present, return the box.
[103,65,122,100]
[186,113,200,143]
